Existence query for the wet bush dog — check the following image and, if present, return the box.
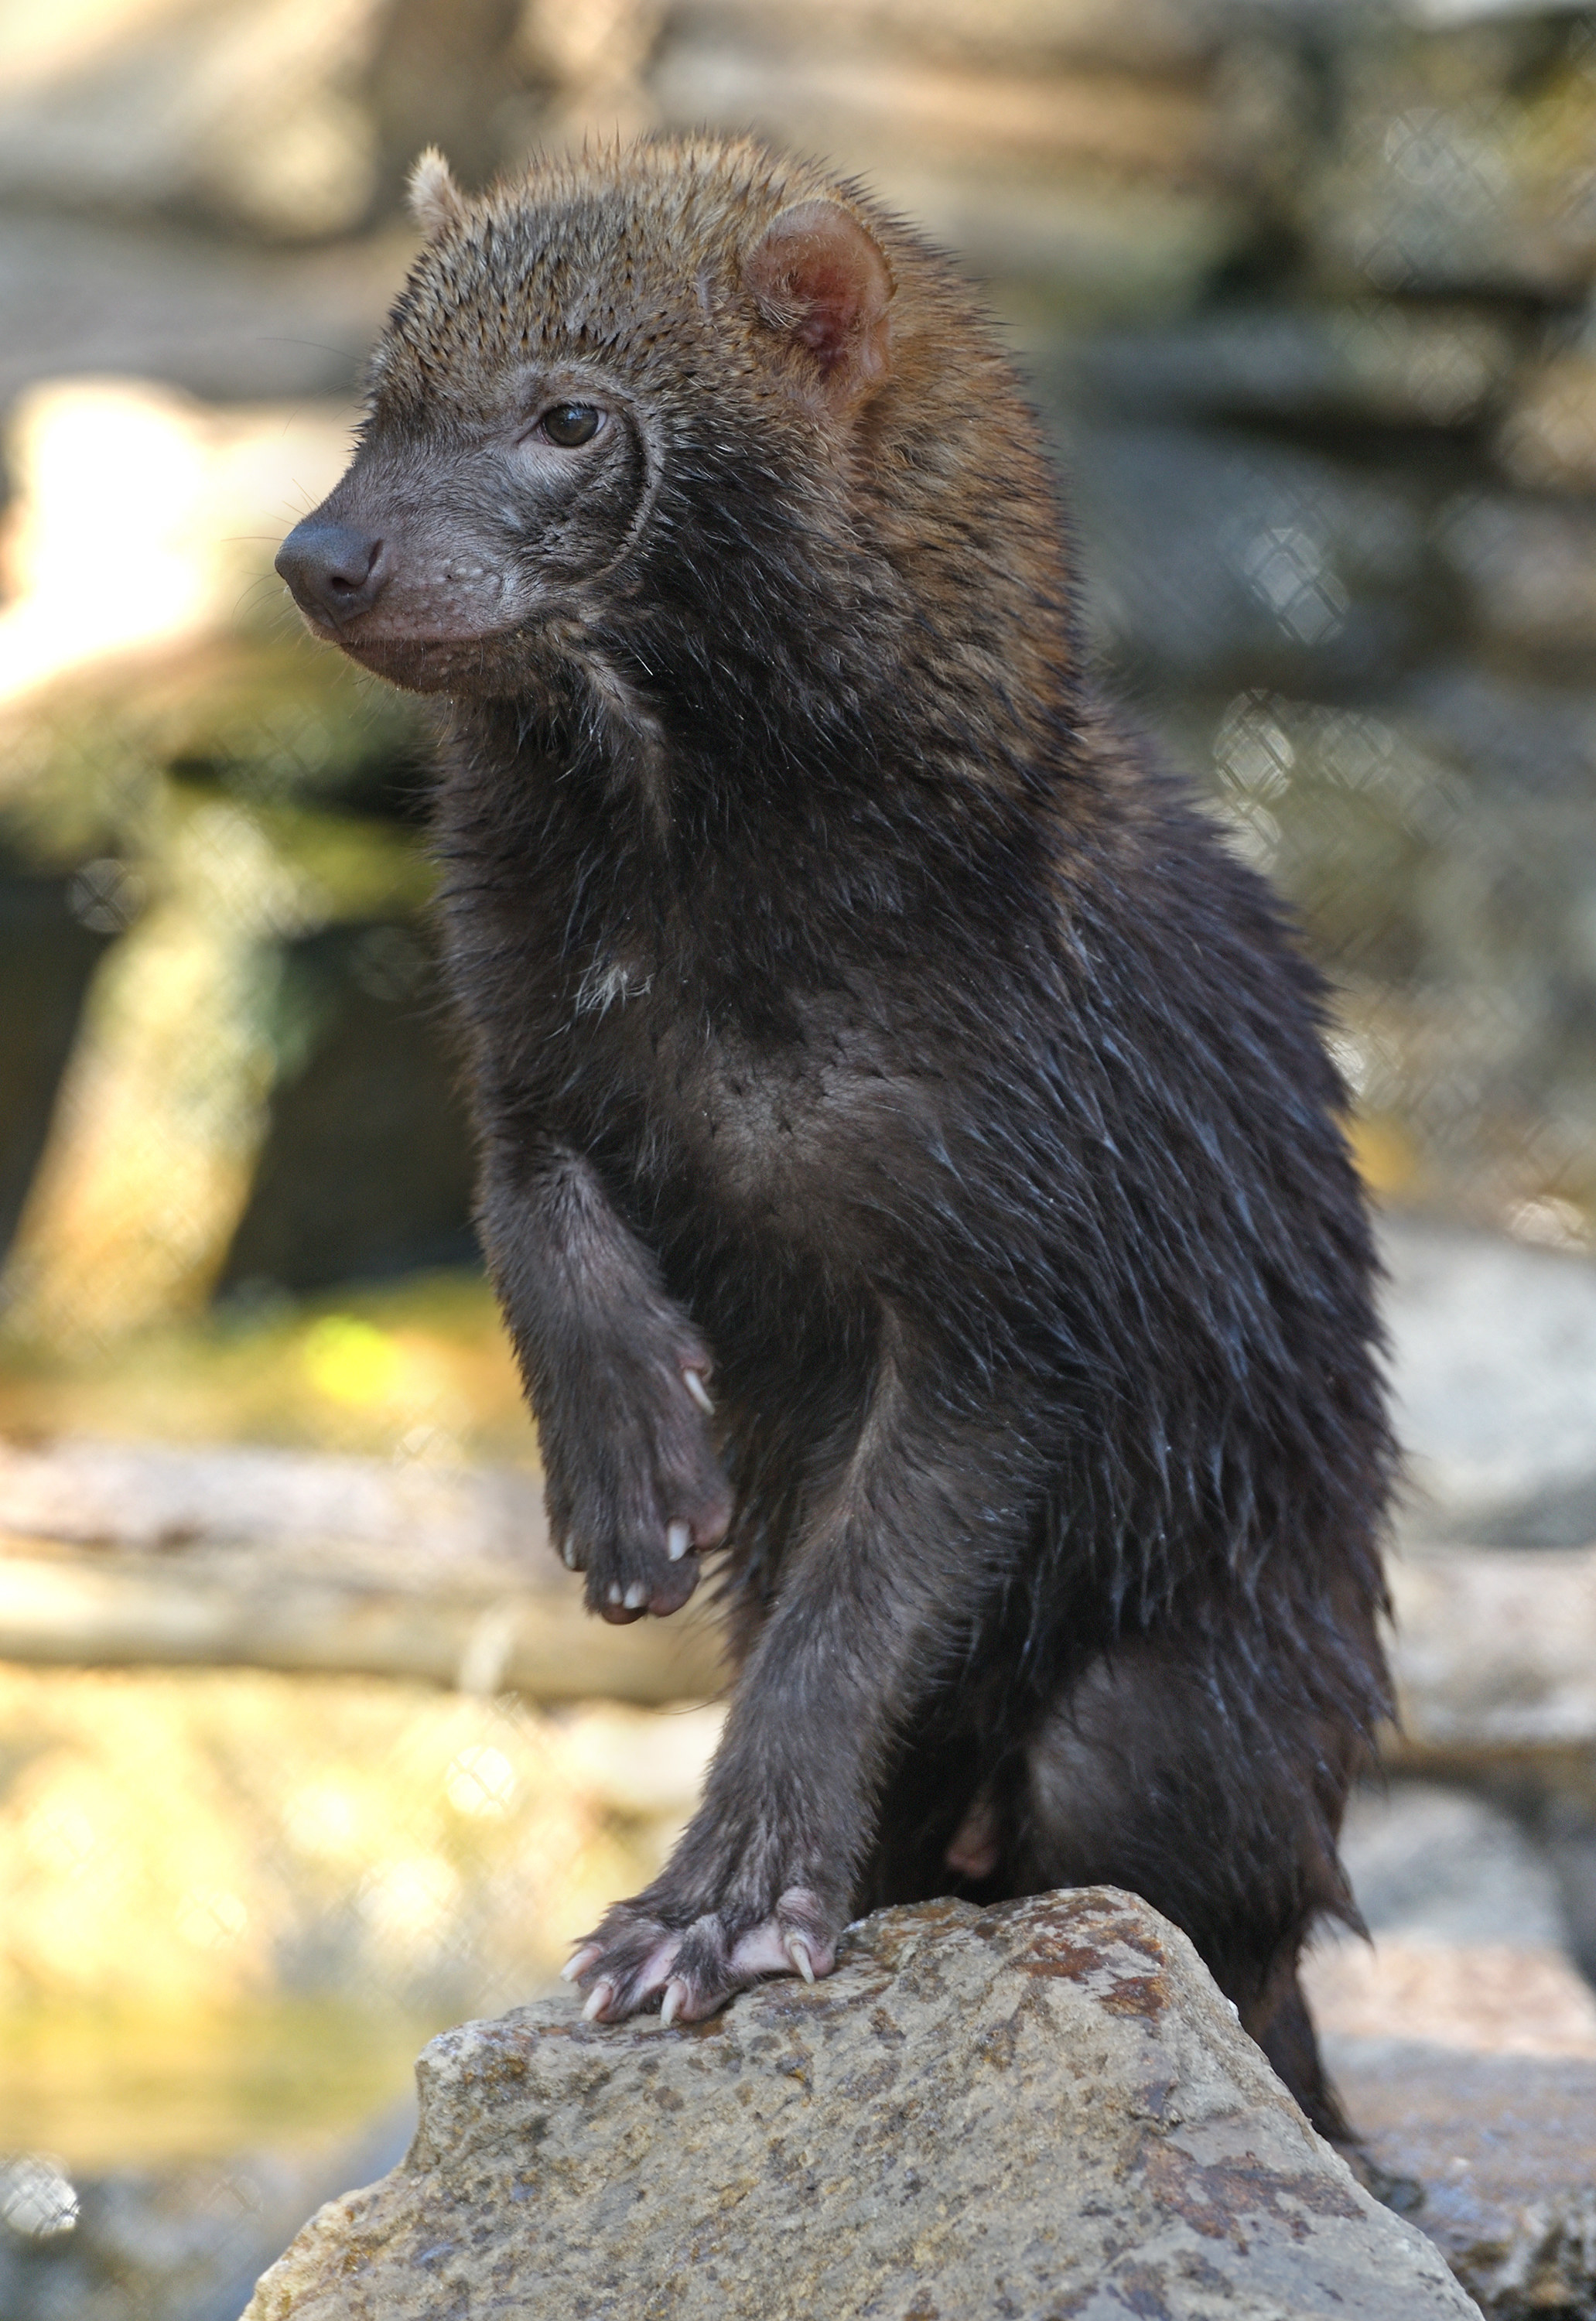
[276,136,1393,2138]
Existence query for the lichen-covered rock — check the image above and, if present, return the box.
[244,1889,1478,2321]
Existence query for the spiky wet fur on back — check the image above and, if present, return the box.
[352,137,1393,2135]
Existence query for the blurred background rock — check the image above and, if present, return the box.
[2,1,1596,2315]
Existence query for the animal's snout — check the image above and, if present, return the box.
[275,519,388,626]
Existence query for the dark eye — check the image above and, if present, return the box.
[540,402,602,448]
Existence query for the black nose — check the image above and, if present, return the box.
[275,519,387,624]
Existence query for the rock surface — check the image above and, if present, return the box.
[0,2107,415,2321]
[1336,2050,1596,2321]
[1386,1546,1596,1760]
[1307,1776,1596,2066]
[1335,1781,1574,1957]
[1306,1779,1596,2318]
[244,1889,1478,2321]
[1305,1778,1596,2062]
[1382,1218,1596,1548]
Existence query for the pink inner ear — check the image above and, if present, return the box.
[744,201,894,402]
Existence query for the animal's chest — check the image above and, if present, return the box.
[567,973,918,1246]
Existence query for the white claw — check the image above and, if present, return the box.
[562,1537,578,1570]
[623,1581,648,1609]
[582,1980,613,2023]
[786,1934,815,1984]
[561,1944,600,1984]
[607,1584,623,1605]
[666,1521,690,1561]
[660,1979,686,2028]
[682,1368,715,1416]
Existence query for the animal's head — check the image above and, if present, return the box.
[275,131,1069,781]
[275,138,921,699]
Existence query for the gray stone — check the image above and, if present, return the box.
[243,1889,1478,2321]
[671,0,1235,76]
[1190,688,1596,1227]
[1387,1545,1596,1756]
[1074,303,1523,432]
[1065,422,1431,691]
[1440,493,1596,669]
[1380,1215,1596,1545]
[0,2107,413,2321]
[1496,348,1596,495]
[0,1438,726,1703]
[1338,1781,1570,1951]
[1398,668,1596,810]
[1335,2048,1596,2321]
[1312,1936,1596,2073]
[0,0,545,242]
[1305,1783,1596,2080]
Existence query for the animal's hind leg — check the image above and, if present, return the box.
[1246,1955,1353,2145]
[1011,1606,1379,2142]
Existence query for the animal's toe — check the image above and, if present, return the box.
[569,1910,682,2018]
[727,1889,836,1984]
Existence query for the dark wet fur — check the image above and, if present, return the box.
[281,138,1394,2139]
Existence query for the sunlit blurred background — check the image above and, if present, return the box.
[2,2,1596,2314]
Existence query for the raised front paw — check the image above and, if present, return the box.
[545,1335,733,1624]
[562,1888,838,2025]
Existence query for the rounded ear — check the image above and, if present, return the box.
[742,201,894,413]
[408,147,467,241]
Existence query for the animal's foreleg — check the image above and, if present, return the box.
[568,1328,1030,2022]
[477,1141,732,1621]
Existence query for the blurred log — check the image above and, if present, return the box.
[0,1550,726,1704]
[2,1440,1593,1747]
[0,1439,725,1703]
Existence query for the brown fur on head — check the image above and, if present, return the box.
[278,135,1071,775]
[380,136,914,407]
